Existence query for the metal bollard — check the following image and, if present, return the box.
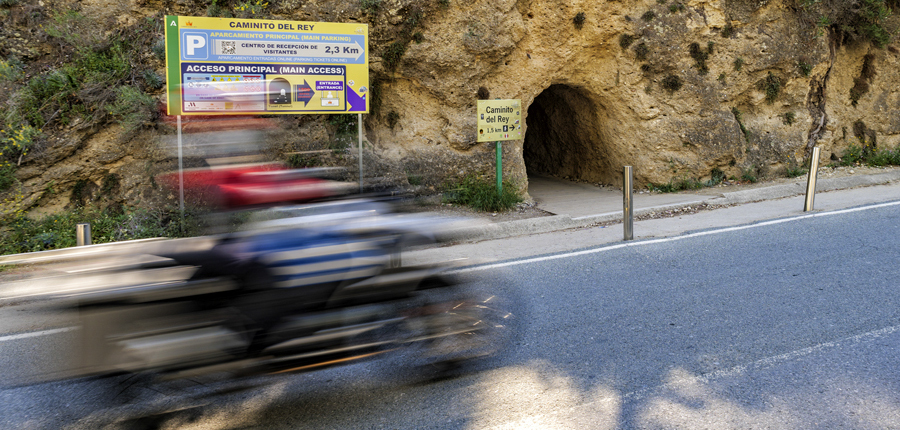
[76,223,92,246]
[804,147,821,212]
[624,166,634,241]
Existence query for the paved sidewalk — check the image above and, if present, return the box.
[404,169,900,267]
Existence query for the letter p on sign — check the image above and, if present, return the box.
[183,32,208,60]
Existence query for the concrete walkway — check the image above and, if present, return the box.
[527,174,707,219]
[404,170,900,267]
[422,168,900,247]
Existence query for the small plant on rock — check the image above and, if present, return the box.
[661,74,683,92]
[573,12,586,29]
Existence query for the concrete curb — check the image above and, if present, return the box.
[443,170,900,243]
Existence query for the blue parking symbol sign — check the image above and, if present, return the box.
[182,32,209,60]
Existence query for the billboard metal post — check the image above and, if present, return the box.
[177,115,185,228]
[358,113,363,193]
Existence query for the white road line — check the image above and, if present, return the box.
[455,200,900,274]
[0,327,78,342]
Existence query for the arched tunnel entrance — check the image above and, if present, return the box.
[523,84,614,185]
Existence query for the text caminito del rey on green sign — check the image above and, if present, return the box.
[477,99,523,142]
[164,15,369,115]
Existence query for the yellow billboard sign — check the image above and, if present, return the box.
[477,99,523,142]
[165,16,368,115]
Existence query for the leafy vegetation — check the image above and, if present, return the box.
[386,111,400,129]
[619,34,637,49]
[0,207,204,255]
[661,74,683,92]
[721,23,735,38]
[233,0,268,18]
[361,0,381,15]
[731,107,751,143]
[850,53,876,106]
[741,165,759,183]
[648,177,704,193]
[573,12,586,29]
[782,111,796,126]
[382,41,408,70]
[649,168,725,193]
[443,175,521,212]
[106,86,157,136]
[757,72,782,104]
[0,59,22,82]
[634,42,650,60]
[689,41,714,75]
[287,153,322,168]
[800,0,897,48]
[0,124,39,190]
[785,158,808,177]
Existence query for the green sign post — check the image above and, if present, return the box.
[476,99,523,193]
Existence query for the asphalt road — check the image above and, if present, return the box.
[2,202,900,429]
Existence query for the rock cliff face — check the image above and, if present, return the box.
[373,0,899,191]
[3,0,899,214]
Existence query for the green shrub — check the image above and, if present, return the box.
[721,23,735,38]
[661,74,683,92]
[850,54,876,106]
[689,42,712,74]
[782,111,796,126]
[619,34,636,49]
[649,177,704,193]
[758,72,782,104]
[785,159,808,178]
[839,143,900,167]
[641,11,656,21]
[0,123,39,165]
[733,57,744,71]
[0,160,14,191]
[361,0,381,15]
[386,111,400,129]
[801,0,896,48]
[382,41,407,70]
[106,86,156,135]
[839,143,865,166]
[706,168,726,186]
[741,165,759,183]
[443,175,521,212]
[44,10,104,48]
[0,59,22,82]
[233,0,269,18]
[287,153,321,168]
[634,42,649,60]
[573,12,586,28]
[0,207,205,255]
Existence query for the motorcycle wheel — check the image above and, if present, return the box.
[402,286,516,371]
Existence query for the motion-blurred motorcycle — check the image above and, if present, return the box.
[65,165,512,381]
